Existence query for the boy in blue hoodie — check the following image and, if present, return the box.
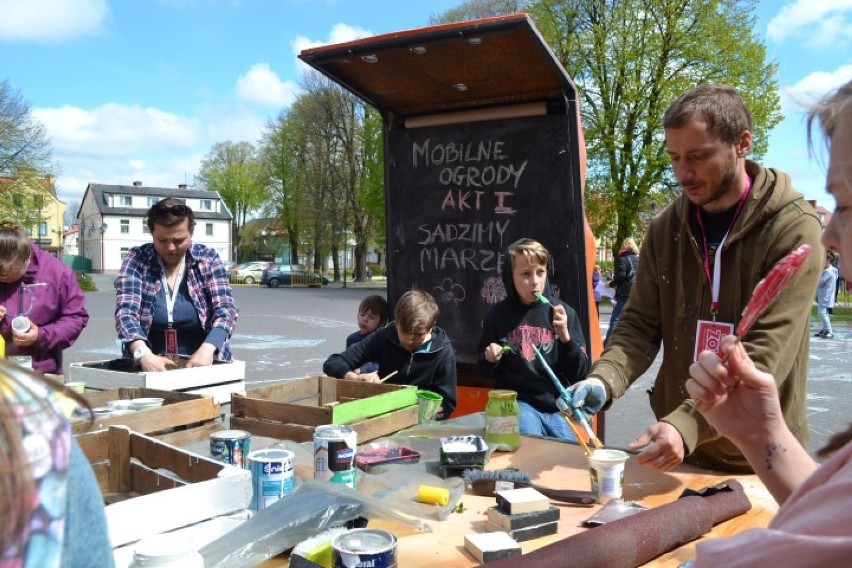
[478,238,589,439]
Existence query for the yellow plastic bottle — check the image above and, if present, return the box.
[0,331,5,358]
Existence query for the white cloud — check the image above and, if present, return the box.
[293,22,373,68]
[786,64,852,104]
[236,63,299,108]
[0,0,109,43]
[767,1,852,47]
[34,103,199,157]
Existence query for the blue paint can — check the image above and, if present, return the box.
[332,528,398,568]
[248,448,294,510]
[209,430,251,469]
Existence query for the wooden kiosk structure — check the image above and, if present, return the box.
[299,13,604,430]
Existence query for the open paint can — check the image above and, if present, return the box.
[248,448,294,510]
[210,429,251,469]
[588,449,630,504]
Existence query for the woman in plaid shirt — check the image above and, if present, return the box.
[115,198,238,371]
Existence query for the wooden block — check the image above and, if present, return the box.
[464,532,521,563]
[484,519,559,542]
[495,486,550,514]
[486,505,560,530]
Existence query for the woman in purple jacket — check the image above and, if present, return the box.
[0,219,89,376]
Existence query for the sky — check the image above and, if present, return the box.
[2,0,851,215]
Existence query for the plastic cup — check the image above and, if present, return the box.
[416,390,443,424]
[588,449,630,504]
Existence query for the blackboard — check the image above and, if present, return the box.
[386,114,589,365]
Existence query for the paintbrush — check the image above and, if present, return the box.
[689,244,812,415]
[379,370,399,383]
[531,344,605,449]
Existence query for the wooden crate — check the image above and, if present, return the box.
[231,375,419,443]
[68,358,246,404]
[73,387,222,437]
[77,426,252,548]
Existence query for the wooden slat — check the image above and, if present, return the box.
[73,391,221,435]
[129,461,188,495]
[347,405,419,442]
[229,416,316,442]
[76,429,110,462]
[109,426,132,494]
[156,420,226,447]
[128,432,224,483]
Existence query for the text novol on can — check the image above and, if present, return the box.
[209,429,251,469]
[314,424,357,489]
[332,528,397,568]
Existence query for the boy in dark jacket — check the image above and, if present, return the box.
[478,238,589,440]
[323,290,457,418]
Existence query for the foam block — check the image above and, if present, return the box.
[485,519,559,542]
[487,505,560,530]
[464,532,522,563]
[495,486,550,514]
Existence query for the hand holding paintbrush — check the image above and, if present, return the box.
[689,244,812,415]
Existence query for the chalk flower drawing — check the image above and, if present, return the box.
[480,276,507,304]
[434,278,466,304]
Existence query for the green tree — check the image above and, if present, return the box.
[429,0,527,23]
[0,169,52,230]
[195,141,266,254]
[532,0,780,253]
[432,0,781,255]
[0,79,53,176]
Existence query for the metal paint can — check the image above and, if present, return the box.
[210,429,251,469]
[8,355,33,370]
[248,448,294,510]
[332,528,398,568]
[313,424,357,489]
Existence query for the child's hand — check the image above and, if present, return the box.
[359,372,380,383]
[552,304,571,343]
[484,342,505,363]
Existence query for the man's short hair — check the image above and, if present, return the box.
[360,294,389,325]
[394,290,439,333]
[663,84,753,145]
[507,238,550,270]
[146,197,196,232]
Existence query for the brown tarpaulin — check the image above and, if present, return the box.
[486,479,752,568]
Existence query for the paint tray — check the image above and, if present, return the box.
[354,446,421,471]
[439,435,489,467]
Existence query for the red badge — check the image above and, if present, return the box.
[165,328,178,355]
[694,320,734,360]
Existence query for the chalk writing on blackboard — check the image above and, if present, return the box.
[433,278,466,305]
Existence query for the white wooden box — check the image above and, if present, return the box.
[68,358,246,404]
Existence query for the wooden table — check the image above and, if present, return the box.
[260,435,778,567]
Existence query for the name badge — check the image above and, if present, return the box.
[165,328,178,355]
[694,320,734,360]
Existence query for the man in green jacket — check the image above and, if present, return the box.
[569,84,823,473]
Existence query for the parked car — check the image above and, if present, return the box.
[229,261,270,284]
[261,264,330,288]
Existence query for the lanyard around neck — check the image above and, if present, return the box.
[695,176,752,316]
[160,256,186,326]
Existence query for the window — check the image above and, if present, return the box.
[199,199,212,211]
[148,196,160,206]
[120,247,130,261]
[120,219,130,234]
[206,223,213,236]
[142,220,150,234]
[39,222,48,237]
[120,195,132,206]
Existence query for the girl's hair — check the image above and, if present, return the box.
[0,363,91,559]
[621,237,639,255]
[146,198,196,232]
[807,78,852,152]
[817,423,852,459]
[0,218,32,279]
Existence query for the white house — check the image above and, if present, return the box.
[77,182,234,273]
[63,224,80,256]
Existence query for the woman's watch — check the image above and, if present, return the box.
[133,345,151,362]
